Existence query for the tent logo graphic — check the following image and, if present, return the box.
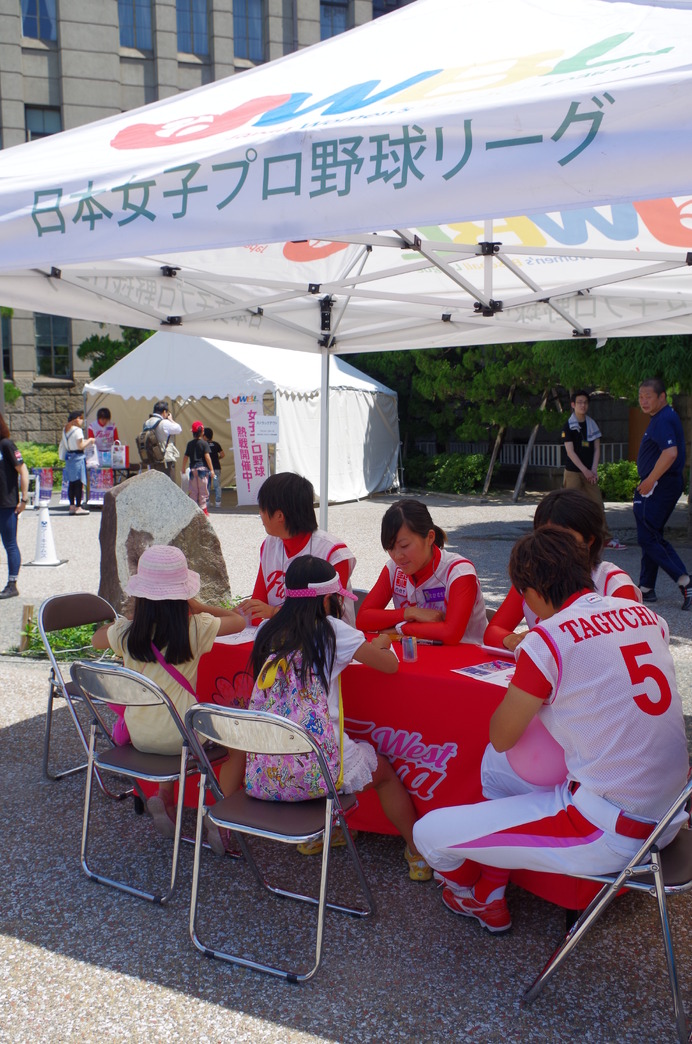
[231,394,259,404]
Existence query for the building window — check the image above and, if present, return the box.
[35,314,71,378]
[20,0,57,41]
[1,313,12,380]
[118,0,152,49]
[234,0,263,62]
[176,0,209,55]
[320,0,348,39]
[373,0,404,16]
[25,106,62,141]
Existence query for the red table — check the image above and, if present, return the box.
[196,638,600,910]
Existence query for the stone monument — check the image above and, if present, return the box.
[99,470,231,613]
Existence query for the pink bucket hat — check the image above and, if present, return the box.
[125,545,200,601]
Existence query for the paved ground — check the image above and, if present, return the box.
[2,487,692,1043]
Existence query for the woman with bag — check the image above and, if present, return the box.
[219,555,432,881]
[91,544,246,845]
[0,411,30,599]
[59,409,95,515]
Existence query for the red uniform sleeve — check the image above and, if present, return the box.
[113,426,119,442]
[399,574,478,645]
[251,564,268,602]
[614,584,639,601]
[484,586,525,648]
[334,559,351,590]
[356,566,404,632]
[87,426,95,439]
[512,649,553,700]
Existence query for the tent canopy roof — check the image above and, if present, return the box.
[1,0,692,351]
[83,332,397,400]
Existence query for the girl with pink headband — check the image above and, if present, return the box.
[218,555,432,881]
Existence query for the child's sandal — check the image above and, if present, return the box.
[405,846,433,882]
[297,826,357,856]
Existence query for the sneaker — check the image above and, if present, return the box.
[605,538,627,550]
[404,846,433,882]
[641,589,658,603]
[0,581,19,599]
[203,508,209,516]
[297,826,357,856]
[147,795,176,839]
[441,887,512,934]
[680,585,692,611]
[73,507,89,516]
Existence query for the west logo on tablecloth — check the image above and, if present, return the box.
[346,717,457,801]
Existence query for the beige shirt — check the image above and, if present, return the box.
[108,613,220,754]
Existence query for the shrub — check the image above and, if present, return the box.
[3,380,22,405]
[17,441,62,470]
[19,617,113,659]
[597,460,640,502]
[404,452,491,494]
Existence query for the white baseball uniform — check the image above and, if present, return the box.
[259,529,357,625]
[414,591,688,877]
[385,547,487,645]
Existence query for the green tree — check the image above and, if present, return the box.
[77,325,154,378]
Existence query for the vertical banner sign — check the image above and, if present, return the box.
[228,394,268,506]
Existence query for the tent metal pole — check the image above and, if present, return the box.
[319,347,330,530]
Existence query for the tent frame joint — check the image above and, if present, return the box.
[320,295,334,332]
[161,315,182,326]
[474,299,503,316]
[572,327,592,337]
[50,266,61,279]
[478,241,501,255]
[160,265,180,277]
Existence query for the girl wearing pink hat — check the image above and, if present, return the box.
[92,544,245,845]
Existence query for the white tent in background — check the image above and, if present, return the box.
[83,333,400,503]
[2,0,692,516]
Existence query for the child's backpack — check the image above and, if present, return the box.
[245,652,342,802]
[135,417,166,465]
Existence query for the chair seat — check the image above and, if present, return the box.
[209,790,358,838]
[641,826,692,889]
[96,744,184,779]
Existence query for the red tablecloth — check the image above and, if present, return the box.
[196,638,601,910]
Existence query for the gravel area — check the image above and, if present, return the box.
[1,488,692,1043]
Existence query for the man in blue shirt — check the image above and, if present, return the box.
[634,378,691,610]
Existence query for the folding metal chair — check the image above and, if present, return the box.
[70,660,206,904]
[186,704,377,982]
[39,593,121,796]
[523,775,692,1044]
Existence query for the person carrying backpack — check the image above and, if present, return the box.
[137,401,182,478]
[217,555,433,881]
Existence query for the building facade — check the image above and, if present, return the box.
[0,0,409,441]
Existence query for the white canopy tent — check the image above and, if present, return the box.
[1,0,692,518]
[83,333,400,503]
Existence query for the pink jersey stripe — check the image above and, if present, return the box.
[451,827,603,851]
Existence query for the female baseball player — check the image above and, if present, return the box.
[413,527,689,934]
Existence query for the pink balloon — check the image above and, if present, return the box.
[506,717,567,786]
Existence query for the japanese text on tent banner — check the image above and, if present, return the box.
[228,396,268,506]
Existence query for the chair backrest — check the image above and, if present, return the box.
[39,593,116,635]
[70,661,192,747]
[186,704,338,803]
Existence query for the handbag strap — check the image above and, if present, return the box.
[150,641,195,696]
[335,674,345,792]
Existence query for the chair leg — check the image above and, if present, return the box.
[189,798,375,981]
[650,848,690,1044]
[43,682,88,782]
[80,726,186,904]
[523,879,623,1005]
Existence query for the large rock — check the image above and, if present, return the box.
[99,470,231,613]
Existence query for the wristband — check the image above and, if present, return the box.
[395,621,407,635]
